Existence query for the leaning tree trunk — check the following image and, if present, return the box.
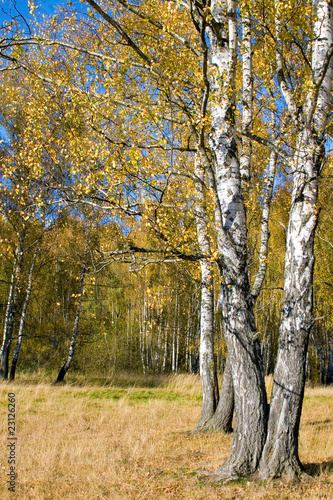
[0,228,25,380]
[9,242,39,381]
[259,0,333,480]
[56,243,87,383]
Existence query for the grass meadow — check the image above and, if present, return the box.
[1,372,332,499]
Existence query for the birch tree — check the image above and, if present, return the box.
[198,0,268,477]
[194,154,219,428]
[9,239,39,381]
[0,227,25,379]
[56,235,88,383]
[259,0,333,479]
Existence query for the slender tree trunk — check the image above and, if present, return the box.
[259,0,333,479]
[240,8,252,183]
[0,228,25,380]
[176,324,180,374]
[194,155,219,429]
[162,323,168,372]
[251,149,277,300]
[56,242,87,383]
[172,328,176,373]
[195,258,220,428]
[9,242,39,381]
[186,306,191,372]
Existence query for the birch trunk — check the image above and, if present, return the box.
[251,149,277,301]
[240,8,252,183]
[259,0,333,479]
[9,242,39,381]
[311,333,325,384]
[200,4,275,437]
[56,242,88,383]
[194,156,219,429]
[206,354,234,433]
[162,324,168,372]
[0,228,25,380]
[205,0,267,477]
[259,130,322,478]
[206,148,276,434]
[172,327,176,373]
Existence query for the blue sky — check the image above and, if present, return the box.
[0,1,77,25]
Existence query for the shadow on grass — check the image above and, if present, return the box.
[3,370,196,389]
[306,419,333,428]
[52,374,170,388]
[304,460,333,476]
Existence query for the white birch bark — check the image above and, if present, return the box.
[240,8,252,182]
[259,0,333,479]
[162,323,168,373]
[9,241,39,381]
[205,0,267,478]
[0,228,25,380]
[56,240,88,382]
[251,149,277,300]
[326,331,333,384]
[194,155,219,429]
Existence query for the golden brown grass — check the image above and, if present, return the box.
[0,373,332,499]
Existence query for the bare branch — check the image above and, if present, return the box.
[238,130,290,161]
[85,0,162,75]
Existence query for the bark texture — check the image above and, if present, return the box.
[205,0,267,477]
[240,8,252,183]
[9,242,39,381]
[196,258,219,426]
[259,0,333,479]
[259,131,321,478]
[251,149,277,301]
[0,229,25,380]
[194,157,219,428]
[202,354,234,433]
[56,243,88,383]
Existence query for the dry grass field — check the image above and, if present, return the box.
[1,372,332,499]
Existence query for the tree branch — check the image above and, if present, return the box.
[115,0,201,57]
